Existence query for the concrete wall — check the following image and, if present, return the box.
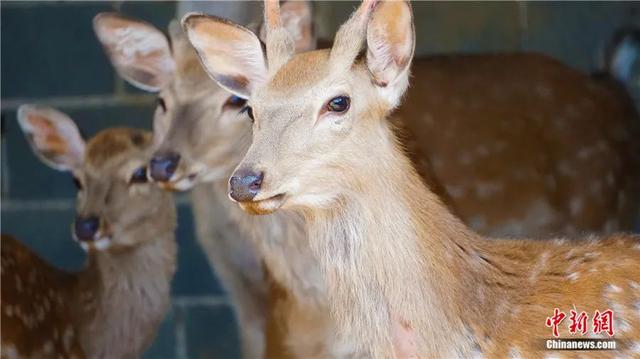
[1,2,238,358]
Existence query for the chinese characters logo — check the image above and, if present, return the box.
[545,308,614,337]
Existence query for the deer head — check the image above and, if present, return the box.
[94,3,315,191]
[184,0,414,214]
[17,105,172,251]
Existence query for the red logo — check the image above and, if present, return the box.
[568,310,588,335]
[592,309,614,337]
[546,308,566,338]
[546,308,615,337]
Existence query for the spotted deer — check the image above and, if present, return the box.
[184,1,640,357]
[1,105,176,359]
[93,7,337,358]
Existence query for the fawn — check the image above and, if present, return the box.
[185,0,640,357]
[93,7,333,358]
[1,105,176,358]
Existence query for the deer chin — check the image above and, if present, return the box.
[238,193,286,215]
[74,234,112,252]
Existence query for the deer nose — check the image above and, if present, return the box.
[74,216,100,241]
[149,152,180,182]
[229,169,263,202]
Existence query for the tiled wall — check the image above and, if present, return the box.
[314,1,640,73]
[1,1,239,358]
[1,2,638,359]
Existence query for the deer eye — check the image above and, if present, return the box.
[327,96,350,113]
[72,176,83,190]
[157,97,167,113]
[129,166,148,184]
[224,95,247,109]
[241,106,254,122]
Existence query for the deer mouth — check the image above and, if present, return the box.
[238,193,286,215]
[73,231,112,252]
[156,173,199,192]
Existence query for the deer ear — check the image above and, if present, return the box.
[93,12,175,92]
[259,0,316,52]
[183,13,267,99]
[366,1,414,105]
[17,105,85,172]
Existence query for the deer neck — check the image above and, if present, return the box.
[75,209,176,358]
[303,120,501,356]
[207,143,325,306]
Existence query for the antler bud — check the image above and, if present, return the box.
[263,0,295,73]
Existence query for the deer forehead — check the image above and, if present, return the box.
[268,50,331,91]
[173,52,218,95]
[84,128,151,172]
[255,51,373,108]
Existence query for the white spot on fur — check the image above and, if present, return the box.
[567,272,580,282]
[606,171,615,186]
[605,284,623,293]
[492,141,508,152]
[545,175,557,191]
[577,147,596,160]
[63,327,74,350]
[470,346,484,359]
[14,275,23,292]
[617,317,632,333]
[569,197,583,216]
[590,180,602,195]
[535,83,552,98]
[43,341,54,354]
[553,239,567,246]
[458,152,472,165]
[445,184,465,199]
[431,157,443,170]
[476,145,490,157]
[3,345,19,359]
[475,181,504,198]
[508,346,522,359]
[557,162,577,177]
[36,306,45,322]
[530,252,550,283]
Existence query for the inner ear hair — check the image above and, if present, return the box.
[365,0,415,87]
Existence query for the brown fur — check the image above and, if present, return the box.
[395,53,640,237]
[85,128,151,170]
[1,235,85,359]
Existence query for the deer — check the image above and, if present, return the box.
[184,0,640,357]
[94,3,640,358]
[1,105,176,359]
[92,7,338,358]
